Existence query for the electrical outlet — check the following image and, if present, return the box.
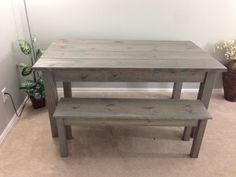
[1,88,7,103]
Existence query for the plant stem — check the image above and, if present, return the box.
[31,56,36,81]
[23,0,36,66]
[36,71,40,78]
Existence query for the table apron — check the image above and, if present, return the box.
[52,69,206,82]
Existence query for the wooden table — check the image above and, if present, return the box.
[33,39,226,138]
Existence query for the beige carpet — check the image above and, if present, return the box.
[0,91,235,177]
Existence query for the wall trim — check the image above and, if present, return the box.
[0,96,28,145]
[57,87,223,93]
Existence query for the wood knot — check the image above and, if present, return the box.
[184,105,193,113]
[112,73,118,77]
[144,106,154,110]
[107,103,115,107]
[81,75,88,80]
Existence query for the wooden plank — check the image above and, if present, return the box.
[54,98,212,120]
[38,40,211,60]
[32,39,226,72]
[53,69,206,82]
[190,120,208,158]
[56,118,68,157]
[42,70,58,137]
[33,58,226,71]
[48,39,201,50]
[42,49,211,60]
[62,82,73,140]
[172,82,183,99]
[64,118,198,127]
[40,40,204,57]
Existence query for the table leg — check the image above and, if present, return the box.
[63,82,73,139]
[197,72,217,108]
[172,82,183,99]
[188,72,217,138]
[42,70,58,137]
[188,71,217,138]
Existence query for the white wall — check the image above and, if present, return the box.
[0,0,27,135]
[26,0,236,88]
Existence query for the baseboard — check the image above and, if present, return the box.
[57,87,223,93]
[0,96,28,145]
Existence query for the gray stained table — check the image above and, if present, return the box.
[33,39,226,137]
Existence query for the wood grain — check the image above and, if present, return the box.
[198,72,217,108]
[54,98,212,121]
[190,120,208,158]
[56,118,68,157]
[33,39,226,72]
[172,82,183,99]
[62,82,73,139]
[42,70,58,137]
[53,69,206,82]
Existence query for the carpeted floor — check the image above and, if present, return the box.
[0,91,235,177]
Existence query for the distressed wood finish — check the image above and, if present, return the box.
[54,69,206,82]
[190,120,208,158]
[62,82,73,139]
[53,98,211,157]
[172,82,192,141]
[182,127,193,141]
[172,82,183,99]
[198,72,217,108]
[32,39,226,144]
[42,70,58,137]
[56,118,68,157]
[65,119,198,127]
[63,82,72,97]
[54,98,211,121]
[183,72,217,140]
[33,39,226,71]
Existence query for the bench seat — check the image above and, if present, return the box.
[53,98,212,158]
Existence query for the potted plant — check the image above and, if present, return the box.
[17,37,46,108]
[216,40,236,102]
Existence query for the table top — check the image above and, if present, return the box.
[33,39,226,71]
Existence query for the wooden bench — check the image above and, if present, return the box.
[53,98,212,158]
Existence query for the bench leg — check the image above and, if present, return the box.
[182,127,192,141]
[63,82,73,140]
[57,119,68,157]
[172,82,193,141]
[190,120,207,158]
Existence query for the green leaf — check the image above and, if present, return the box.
[17,63,28,69]
[19,80,36,90]
[33,92,42,100]
[22,66,32,76]
[17,63,32,76]
[37,77,44,84]
[19,40,31,55]
[36,49,43,60]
